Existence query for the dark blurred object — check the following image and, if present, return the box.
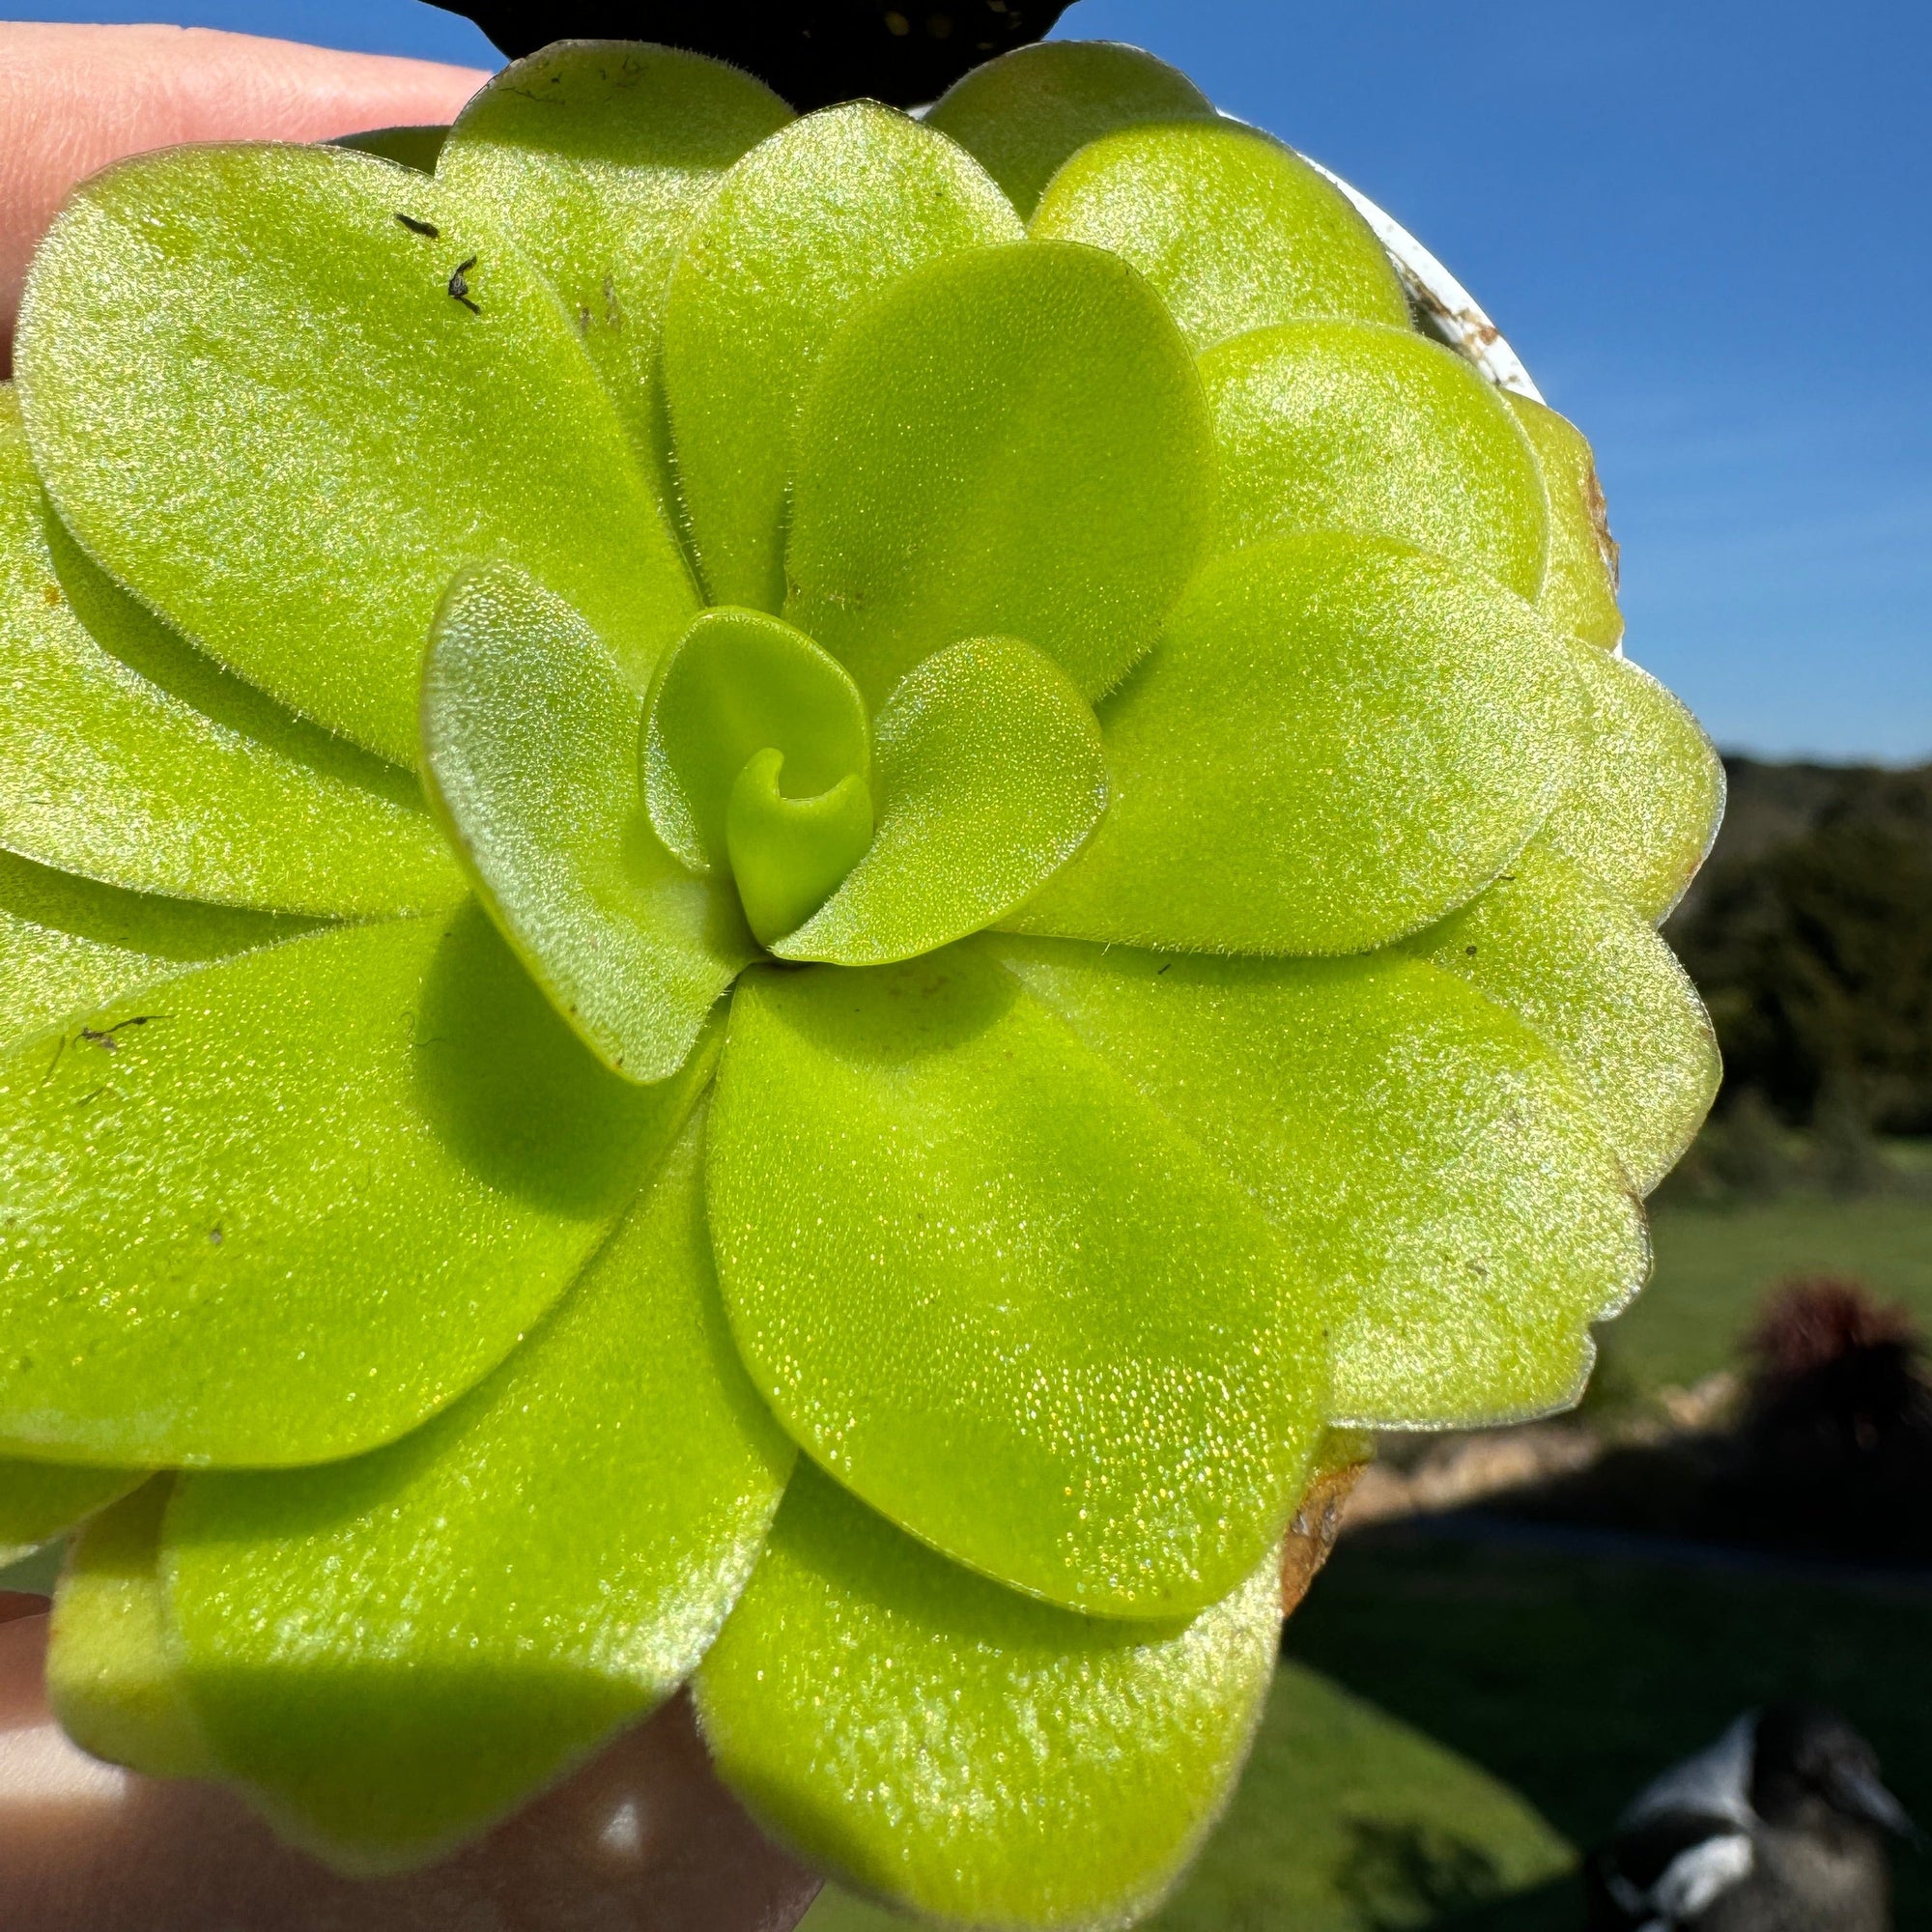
[430,2,1077,107]
[1669,758,1932,1136]
[1723,1278,1932,1564]
[1492,1277,1932,1567]
[1586,1703,1918,1931]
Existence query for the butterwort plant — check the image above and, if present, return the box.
[0,35,1723,1927]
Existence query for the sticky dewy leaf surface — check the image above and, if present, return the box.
[776,637,1106,966]
[0,1457,141,1564]
[0,387,458,917]
[1201,322,1549,600]
[1014,536,1587,955]
[16,142,696,762]
[993,938,1647,1426]
[47,1479,216,1779]
[664,102,1021,611]
[708,949,1325,1617]
[925,39,1218,219]
[1539,640,1726,923]
[0,847,305,1050]
[1405,839,1719,1196]
[438,42,791,469]
[422,565,753,1083]
[1031,120,1408,350]
[1505,391,1624,648]
[0,907,703,1466]
[697,1464,1282,1931]
[785,241,1214,706]
[165,1113,793,1872]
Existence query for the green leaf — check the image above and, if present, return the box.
[46,1480,218,1779]
[776,637,1106,966]
[1012,536,1587,956]
[1201,321,1549,600]
[0,846,307,1051]
[1539,640,1726,923]
[164,1110,792,1872]
[1505,391,1624,648]
[1030,120,1409,351]
[924,39,1217,220]
[992,938,1647,1427]
[439,43,790,472]
[642,606,870,874]
[707,949,1325,1618]
[0,904,706,1466]
[785,241,1214,707]
[331,126,448,172]
[663,102,1020,612]
[421,565,753,1083]
[696,1463,1282,1929]
[1403,839,1720,1196]
[0,388,460,918]
[726,752,874,949]
[16,141,696,763]
[0,1457,141,1565]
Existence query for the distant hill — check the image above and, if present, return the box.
[1667,757,1932,1132]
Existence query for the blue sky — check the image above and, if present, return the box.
[14,0,1928,760]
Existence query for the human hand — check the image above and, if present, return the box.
[0,26,821,1924]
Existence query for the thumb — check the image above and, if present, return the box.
[0,23,491,368]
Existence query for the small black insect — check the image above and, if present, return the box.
[77,1014,162,1052]
[448,255,480,315]
[394,213,440,239]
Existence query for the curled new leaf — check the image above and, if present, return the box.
[46,1481,215,1780]
[775,637,1106,966]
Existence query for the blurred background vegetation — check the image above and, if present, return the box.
[810,754,1932,1932]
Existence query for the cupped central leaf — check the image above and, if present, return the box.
[421,564,754,1084]
[14,142,696,763]
[785,240,1215,706]
[725,752,874,948]
[707,947,1327,1618]
[774,635,1107,966]
[642,606,871,875]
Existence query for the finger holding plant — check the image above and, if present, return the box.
[0,35,1722,1928]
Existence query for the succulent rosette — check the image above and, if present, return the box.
[0,35,1723,1929]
